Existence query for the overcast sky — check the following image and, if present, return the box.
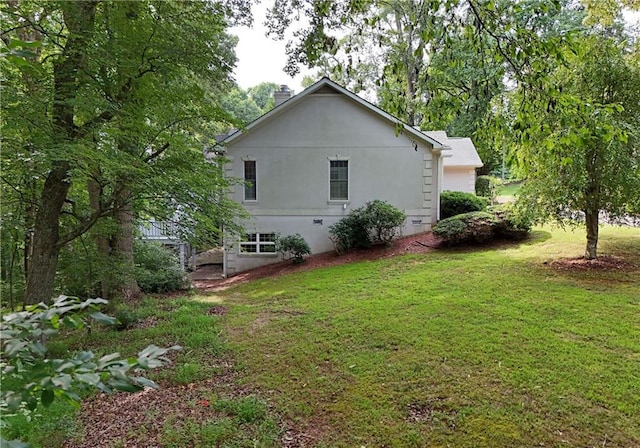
[229,2,310,93]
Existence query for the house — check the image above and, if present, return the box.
[425,131,483,194]
[217,77,453,276]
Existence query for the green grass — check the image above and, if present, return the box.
[220,226,640,447]
[497,180,523,197]
[8,225,639,447]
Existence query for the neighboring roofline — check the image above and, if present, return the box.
[220,77,446,152]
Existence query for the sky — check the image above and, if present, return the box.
[229,2,310,93]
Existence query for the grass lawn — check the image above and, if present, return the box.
[221,225,640,447]
[7,225,639,447]
[497,181,523,197]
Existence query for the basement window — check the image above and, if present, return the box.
[239,233,277,254]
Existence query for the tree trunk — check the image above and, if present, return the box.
[88,179,115,299]
[24,163,71,304]
[584,208,599,260]
[23,1,98,304]
[113,187,141,300]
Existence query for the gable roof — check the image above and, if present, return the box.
[220,77,447,153]
[424,131,483,168]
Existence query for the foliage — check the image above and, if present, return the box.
[440,191,488,219]
[433,207,531,246]
[114,307,140,331]
[329,200,406,254]
[475,175,502,202]
[433,211,497,245]
[0,295,180,446]
[277,234,311,264]
[512,33,640,258]
[133,241,188,294]
[0,0,248,304]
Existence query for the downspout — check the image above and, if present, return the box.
[222,226,228,279]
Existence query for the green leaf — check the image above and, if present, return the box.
[41,389,55,407]
[89,312,116,326]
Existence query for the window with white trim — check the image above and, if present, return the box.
[240,232,277,254]
[244,160,257,201]
[329,160,349,200]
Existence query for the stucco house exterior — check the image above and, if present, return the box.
[217,78,466,276]
[425,131,483,194]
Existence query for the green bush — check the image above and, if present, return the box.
[134,241,188,293]
[433,208,531,246]
[475,175,501,202]
[278,234,311,264]
[433,211,497,245]
[440,191,488,219]
[329,200,406,254]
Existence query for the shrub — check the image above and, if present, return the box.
[363,200,407,245]
[433,211,497,245]
[433,208,531,246]
[475,175,501,202]
[492,205,533,240]
[278,234,311,264]
[114,307,140,331]
[440,191,488,219]
[329,200,406,254]
[134,241,188,293]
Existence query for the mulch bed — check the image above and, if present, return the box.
[193,232,441,293]
[547,255,635,272]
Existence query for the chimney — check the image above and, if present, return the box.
[274,85,292,106]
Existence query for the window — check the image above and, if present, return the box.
[240,233,277,254]
[329,160,348,200]
[244,160,256,201]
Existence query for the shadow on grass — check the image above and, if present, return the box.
[434,230,552,254]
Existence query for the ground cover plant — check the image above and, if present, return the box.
[16,226,640,447]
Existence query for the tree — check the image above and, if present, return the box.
[266,0,576,173]
[1,1,248,303]
[513,33,640,259]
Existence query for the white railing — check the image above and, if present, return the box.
[139,221,179,240]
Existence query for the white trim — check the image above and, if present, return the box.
[243,159,258,203]
[328,158,350,202]
[239,232,278,256]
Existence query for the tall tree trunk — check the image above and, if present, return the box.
[24,163,71,304]
[88,179,115,299]
[23,1,98,304]
[113,187,141,300]
[584,208,599,260]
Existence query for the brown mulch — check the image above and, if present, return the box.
[193,232,441,293]
[547,255,636,272]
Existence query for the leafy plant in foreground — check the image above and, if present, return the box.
[0,295,180,447]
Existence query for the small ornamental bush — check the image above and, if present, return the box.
[433,208,531,246]
[134,241,188,293]
[278,234,311,264]
[440,191,488,219]
[329,200,406,254]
